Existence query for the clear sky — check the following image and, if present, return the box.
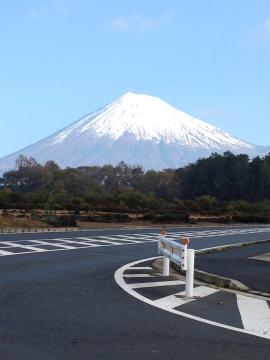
[1,0,270,158]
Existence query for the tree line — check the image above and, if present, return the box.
[1,152,270,223]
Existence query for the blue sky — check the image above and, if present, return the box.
[1,0,270,158]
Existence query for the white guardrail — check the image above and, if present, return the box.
[158,231,195,298]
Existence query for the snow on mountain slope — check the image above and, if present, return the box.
[50,92,251,148]
[0,92,269,173]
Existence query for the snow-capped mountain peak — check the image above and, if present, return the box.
[0,92,268,173]
[51,92,251,149]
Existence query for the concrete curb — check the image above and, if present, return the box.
[171,239,270,297]
[0,227,79,234]
[171,262,270,297]
[192,269,249,291]
[195,238,270,255]
[154,256,250,292]
[171,262,250,290]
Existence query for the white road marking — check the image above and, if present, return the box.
[124,274,154,278]
[0,235,151,257]
[76,237,121,245]
[0,241,47,252]
[28,240,77,250]
[0,226,269,257]
[249,252,270,262]
[0,249,14,255]
[170,227,270,239]
[237,294,270,337]
[96,236,143,243]
[154,286,219,309]
[110,238,145,243]
[130,280,185,289]
[86,236,147,244]
[115,234,155,240]
[43,239,100,247]
[132,235,157,240]
[115,257,270,340]
[129,266,153,270]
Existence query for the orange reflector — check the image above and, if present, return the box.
[182,238,190,245]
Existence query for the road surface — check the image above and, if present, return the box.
[0,225,269,359]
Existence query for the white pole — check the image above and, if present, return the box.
[163,256,170,276]
[181,244,188,271]
[185,249,195,298]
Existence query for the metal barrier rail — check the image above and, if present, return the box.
[158,232,195,298]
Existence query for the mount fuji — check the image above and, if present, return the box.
[0,92,269,174]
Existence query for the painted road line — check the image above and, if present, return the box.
[128,236,156,241]
[164,234,182,238]
[0,241,47,252]
[0,226,269,246]
[27,240,78,250]
[191,232,266,239]
[87,236,141,244]
[129,267,153,270]
[249,252,270,262]
[154,291,194,308]
[119,230,252,240]
[130,280,185,289]
[0,237,70,244]
[0,235,154,258]
[115,257,270,340]
[0,226,269,258]
[113,238,147,243]
[154,286,219,309]
[124,274,154,278]
[0,249,14,255]
[115,234,155,239]
[96,236,143,243]
[237,294,270,337]
[76,237,121,245]
[170,228,270,238]
[134,233,159,236]
[40,239,101,247]
[132,235,157,239]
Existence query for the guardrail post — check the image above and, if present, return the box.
[163,256,170,276]
[185,249,195,298]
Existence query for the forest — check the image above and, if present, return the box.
[1,152,270,226]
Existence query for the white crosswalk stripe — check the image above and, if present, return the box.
[116,234,155,240]
[76,236,120,245]
[0,226,269,257]
[0,248,14,255]
[40,239,100,247]
[28,240,78,250]
[0,241,47,253]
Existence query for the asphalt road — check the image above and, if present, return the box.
[0,225,269,359]
[196,242,270,293]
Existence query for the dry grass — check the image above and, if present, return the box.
[0,216,48,229]
[76,220,162,229]
[0,209,236,230]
